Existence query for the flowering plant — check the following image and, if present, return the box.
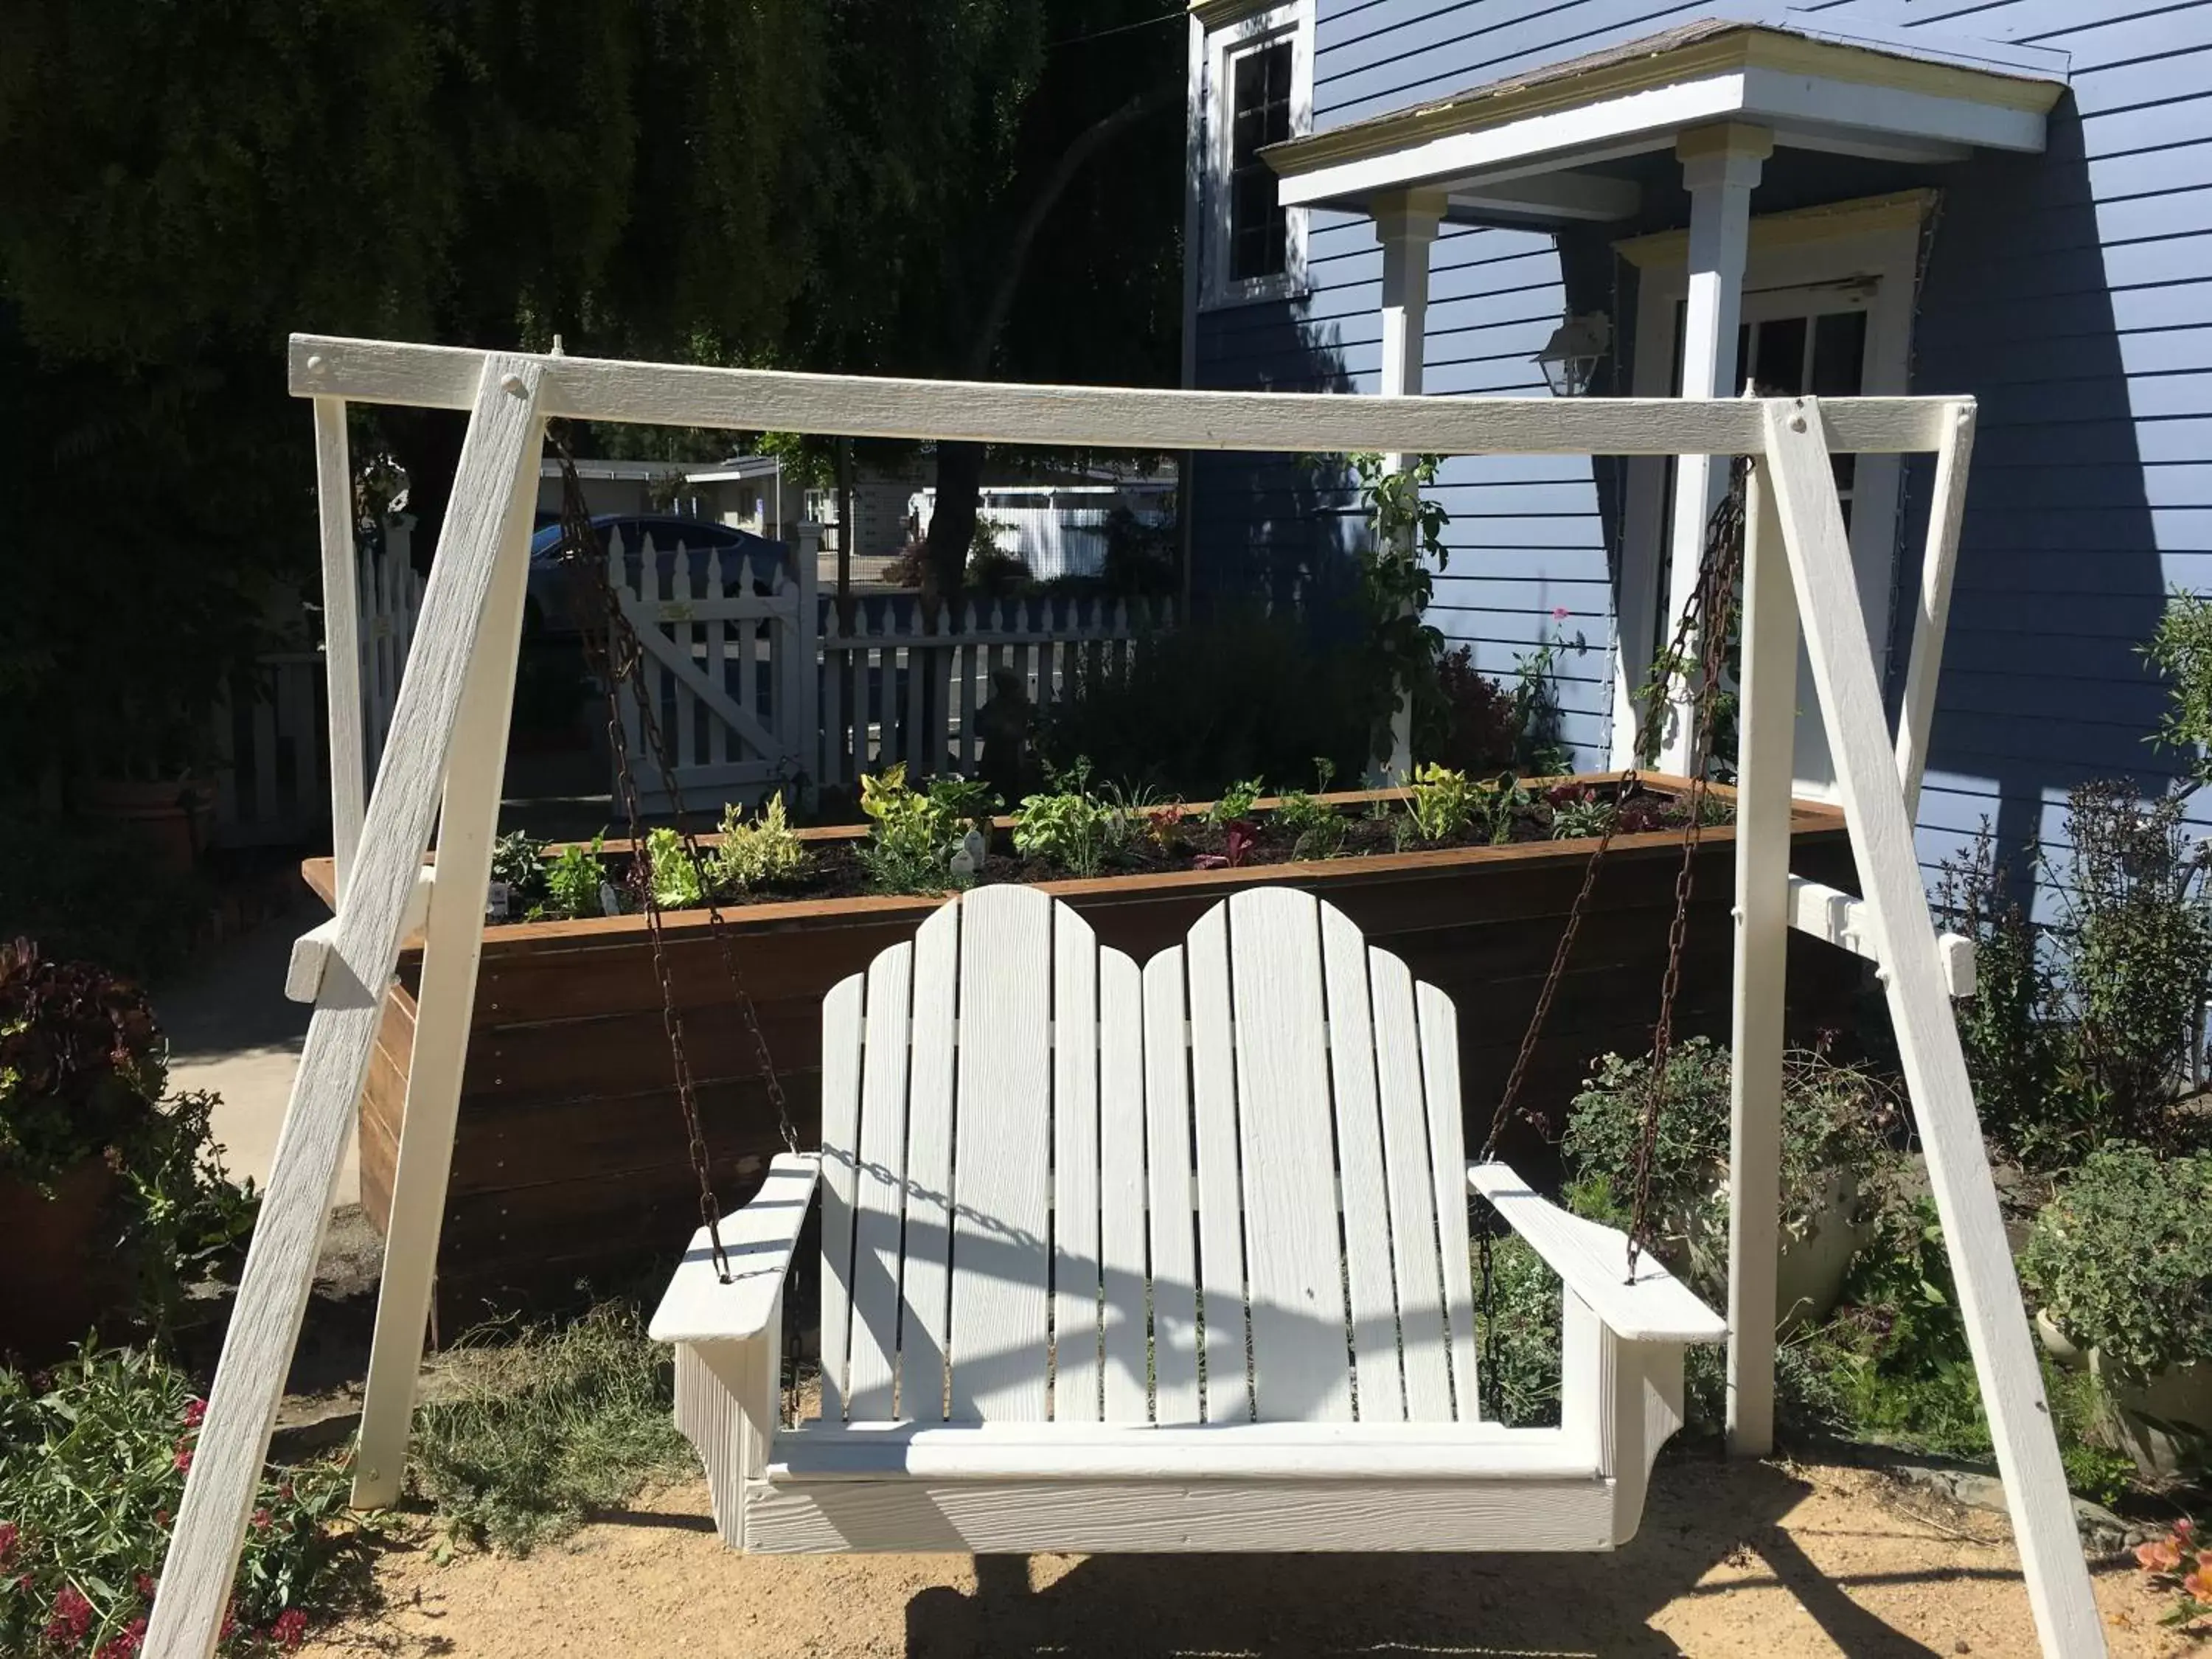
[2135,1518,2212,1628]
[0,1345,378,1656]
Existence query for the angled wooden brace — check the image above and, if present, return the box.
[1761,397,2106,1659]
[144,357,546,1659]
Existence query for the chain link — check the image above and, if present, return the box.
[554,438,804,1284]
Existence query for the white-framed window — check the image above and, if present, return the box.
[1200,1,1312,310]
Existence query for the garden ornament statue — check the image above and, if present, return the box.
[142,338,2106,1659]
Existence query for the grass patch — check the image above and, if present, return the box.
[406,1301,695,1555]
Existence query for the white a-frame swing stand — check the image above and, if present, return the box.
[144,338,2106,1658]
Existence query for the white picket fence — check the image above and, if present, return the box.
[815,594,1171,790]
[608,525,818,814]
[211,528,422,846]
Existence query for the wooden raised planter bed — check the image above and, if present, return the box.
[312,776,1855,1330]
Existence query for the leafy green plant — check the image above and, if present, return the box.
[641,827,703,909]
[1546,782,1615,840]
[1270,759,1346,861]
[0,1343,378,1655]
[1562,1040,1899,1304]
[2020,1145,2212,1380]
[1206,776,1264,827]
[858,765,995,895]
[2047,782,2212,1143]
[1472,1231,1564,1429]
[1344,451,1453,767]
[1405,763,1475,844]
[1010,759,1124,878]
[406,1302,695,1557]
[2143,587,2212,789]
[1511,614,1576,777]
[545,834,607,921]
[1472,772,1532,846]
[488,830,549,913]
[709,794,809,894]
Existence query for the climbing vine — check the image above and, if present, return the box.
[1347,451,1453,768]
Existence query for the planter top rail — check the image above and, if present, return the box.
[290,334,1959,456]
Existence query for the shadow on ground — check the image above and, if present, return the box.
[902,1458,1975,1658]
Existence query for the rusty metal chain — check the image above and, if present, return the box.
[1472,459,1750,1419]
[553,437,803,1284]
[1624,459,1749,1277]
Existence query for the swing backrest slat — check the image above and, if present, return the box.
[813,884,1481,1427]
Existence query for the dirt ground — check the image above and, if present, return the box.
[301,1458,2193,1658]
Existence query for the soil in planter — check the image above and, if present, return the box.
[537,782,1734,921]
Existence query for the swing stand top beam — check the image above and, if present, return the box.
[139,335,2104,1659]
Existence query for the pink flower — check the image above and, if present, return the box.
[153,1511,170,1530]
[219,1600,238,1642]
[271,1607,310,1651]
[0,1520,15,1564]
[1551,605,1571,622]
[2185,1562,2212,1603]
[45,1583,94,1646]
[2139,1536,2183,1572]
[95,1617,147,1659]
[181,1399,206,1430]
[251,1509,273,1532]
[173,1446,193,1473]
[135,1573,156,1601]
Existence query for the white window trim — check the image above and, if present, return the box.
[1198,0,1313,313]
[1613,198,1929,796]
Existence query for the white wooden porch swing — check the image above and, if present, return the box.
[145,338,2108,1659]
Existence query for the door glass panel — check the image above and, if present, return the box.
[1810,308,1870,509]
[1749,316,1809,397]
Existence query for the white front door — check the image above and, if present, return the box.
[1614,199,1924,799]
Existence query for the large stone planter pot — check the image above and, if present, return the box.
[1686,1167,1865,1334]
[2036,1312,2212,1477]
[310,776,1855,1330]
[0,1157,121,1364]
[76,774,214,874]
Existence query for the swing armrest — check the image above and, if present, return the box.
[650,1152,820,1345]
[1469,1162,1728,1346]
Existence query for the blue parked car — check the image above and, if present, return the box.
[526,514,788,634]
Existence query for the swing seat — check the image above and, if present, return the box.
[651,885,1725,1554]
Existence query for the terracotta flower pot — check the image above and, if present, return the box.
[0,1156,123,1364]
[76,775,214,874]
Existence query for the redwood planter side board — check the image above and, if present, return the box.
[315,786,1856,1328]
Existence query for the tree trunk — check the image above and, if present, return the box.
[926,439,984,602]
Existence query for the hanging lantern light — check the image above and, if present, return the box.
[1534,311,1612,397]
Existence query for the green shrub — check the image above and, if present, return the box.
[1405,763,1475,843]
[2019,1144,2212,1380]
[1938,787,2212,1165]
[544,833,607,920]
[488,830,548,914]
[407,1302,695,1556]
[2142,586,2212,789]
[858,765,993,895]
[1272,760,1346,861]
[0,1344,378,1655]
[710,794,809,894]
[1561,1040,1898,1303]
[1472,1232,1563,1429]
[1036,612,1370,801]
[641,827,703,910]
[1010,760,1126,878]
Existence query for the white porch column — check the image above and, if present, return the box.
[1654,123,1770,773]
[1374,187,1444,781]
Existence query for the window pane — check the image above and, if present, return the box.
[1227,40,1293,283]
[1811,309,1868,397]
[1750,316,1808,396]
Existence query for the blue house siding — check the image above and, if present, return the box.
[1191,0,2212,900]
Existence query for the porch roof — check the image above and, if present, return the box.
[1263,16,2067,226]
